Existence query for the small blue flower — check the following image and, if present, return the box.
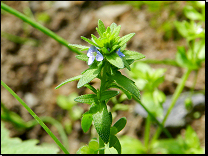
[116,48,125,58]
[87,45,104,65]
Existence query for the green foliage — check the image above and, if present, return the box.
[1,122,59,154]
[120,135,146,154]
[55,75,82,89]
[100,90,120,101]
[74,94,98,105]
[111,117,127,135]
[105,52,124,68]
[151,126,205,154]
[81,113,93,133]
[111,71,141,100]
[92,104,112,144]
[77,138,99,154]
[57,93,78,110]
[77,62,103,88]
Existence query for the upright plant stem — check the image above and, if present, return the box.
[144,115,151,152]
[151,68,192,143]
[1,80,70,154]
[1,2,82,55]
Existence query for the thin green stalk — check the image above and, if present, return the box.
[133,96,172,138]
[1,80,69,154]
[151,68,192,143]
[144,115,151,152]
[1,2,82,55]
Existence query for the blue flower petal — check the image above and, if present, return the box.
[116,49,125,58]
[96,51,104,61]
[88,56,95,65]
[87,45,103,65]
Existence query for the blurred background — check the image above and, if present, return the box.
[1,1,205,154]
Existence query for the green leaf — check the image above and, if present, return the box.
[98,19,106,35]
[77,138,99,154]
[84,83,97,94]
[92,104,111,143]
[111,25,121,37]
[55,75,82,89]
[185,125,201,149]
[123,50,145,60]
[120,135,146,154]
[91,34,103,47]
[68,44,90,51]
[81,36,99,47]
[100,90,119,101]
[108,83,132,100]
[101,47,110,54]
[106,52,124,68]
[75,54,88,62]
[122,57,131,71]
[81,113,93,132]
[184,6,204,21]
[111,71,141,100]
[110,23,117,33]
[176,46,197,69]
[110,45,120,53]
[109,135,121,154]
[112,117,127,134]
[118,33,135,46]
[1,122,59,154]
[74,94,98,104]
[77,63,102,88]
[88,138,99,151]
[174,21,188,38]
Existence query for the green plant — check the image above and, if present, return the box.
[1,2,204,154]
[55,19,172,154]
[56,93,83,134]
[1,121,59,154]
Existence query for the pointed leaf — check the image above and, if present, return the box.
[77,64,102,88]
[112,117,127,134]
[110,45,120,53]
[111,25,121,37]
[123,50,145,60]
[106,52,124,68]
[55,75,82,89]
[110,23,117,33]
[109,135,121,154]
[68,44,90,51]
[108,83,132,100]
[91,34,103,47]
[118,33,135,46]
[74,94,98,104]
[81,113,93,133]
[111,71,140,100]
[81,36,99,47]
[75,54,88,62]
[84,84,97,94]
[100,90,119,101]
[92,104,111,143]
[122,57,131,71]
[98,19,106,35]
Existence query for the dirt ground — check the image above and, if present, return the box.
[1,1,205,154]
